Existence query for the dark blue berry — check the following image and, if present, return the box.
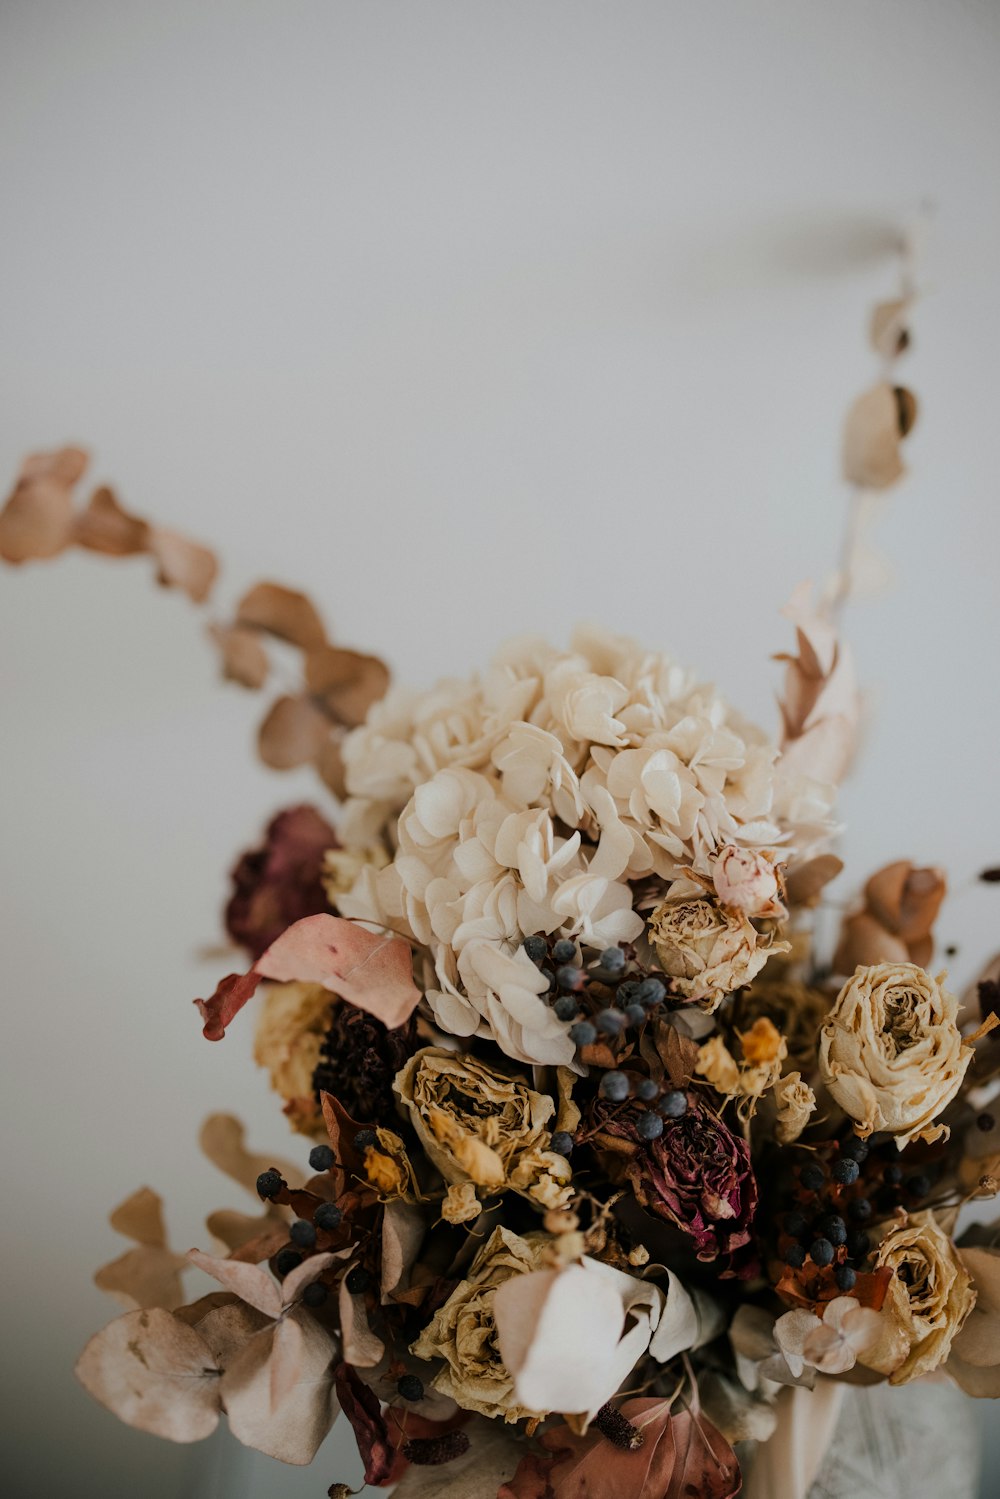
[905,1174,930,1199]
[784,1243,806,1268]
[846,1229,871,1259]
[784,1210,808,1239]
[552,939,577,965]
[314,1202,343,1231]
[276,1248,303,1277]
[847,1197,872,1223]
[600,947,625,973]
[523,935,547,963]
[883,1164,903,1185]
[636,1078,659,1103]
[290,1219,317,1248]
[302,1281,328,1307]
[616,981,640,1003]
[557,964,585,992]
[660,1090,688,1119]
[569,1020,597,1048]
[635,978,666,1007]
[832,1158,860,1185]
[355,1128,377,1150]
[834,1264,857,1292]
[624,1004,647,1027]
[817,1214,847,1247]
[553,995,579,1021]
[596,1008,626,1036]
[308,1144,335,1173]
[550,1131,575,1157]
[256,1168,283,1201]
[637,1111,664,1140]
[600,1071,631,1102]
[345,1266,371,1295]
[799,1163,825,1193]
[809,1238,834,1267]
[840,1136,869,1163]
[397,1374,425,1402]
[976,1112,995,1133]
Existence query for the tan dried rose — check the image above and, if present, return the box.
[409,1226,551,1422]
[394,1048,572,1214]
[648,893,787,1009]
[253,981,332,1136]
[818,963,969,1148]
[771,1071,816,1145]
[859,1211,976,1384]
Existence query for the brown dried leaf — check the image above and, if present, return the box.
[73,486,149,555]
[95,1246,189,1312]
[842,382,915,490]
[211,623,270,689]
[305,646,390,728]
[199,1113,305,1195]
[864,861,946,945]
[833,911,909,973]
[192,1298,272,1367]
[236,582,327,650]
[221,1308,339,1463]
[205,1207,280,1253]
[75,1307,221,1442]
[0,446,87,562]
[870,298,912,360]
[258,694,331,770]
[316,736,348,798]
[148,526,218,603]
[784,854,844,907]
[109,1186,168,1247]
[186,1248,283,1320]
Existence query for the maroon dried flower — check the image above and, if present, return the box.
[597,1095,758,1275]
[225,804,336,960]
[313,1002,418,1125]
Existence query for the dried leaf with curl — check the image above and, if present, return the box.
[774,582,860,788]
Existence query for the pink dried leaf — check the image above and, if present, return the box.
[256,913,421,1030]
[187,1248,283,1320]
[75,1307,222,1443]
[220,1309,339,1464]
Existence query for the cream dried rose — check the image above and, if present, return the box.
[649,893,786,1008]
[394,1048,572,1213]
[409,1226,551,1422]
[818,962,969,1148]
[860,1211,976,1384]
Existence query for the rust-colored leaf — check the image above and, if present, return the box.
[73,486,149,555]
[0,446,87,562]
[258,694,331,770]
[305,646,390,727]
[335,1362,395,1484]
[236,581,327,650]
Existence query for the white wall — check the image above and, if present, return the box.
[2,4,999,1496]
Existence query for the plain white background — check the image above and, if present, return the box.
[2,4,999,1496]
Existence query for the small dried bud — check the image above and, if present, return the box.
[402,1432,472,1466]
[543,1208,580,1235]
[328,1486,355,1499]
[627,1244,650,1267]
[594,1402,644,1451]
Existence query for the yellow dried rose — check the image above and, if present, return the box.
[818,963,969,1148]
[649,893,787,1009]
[410,1226,551,1422]
[860,1211,976,1384]
[394,1048,572,1214]
[253,981,332,1136]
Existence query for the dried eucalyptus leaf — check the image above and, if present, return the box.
[199,1113,305,1195]
[75,1307,221,1442]
[258,694,331,769]
[148,526,218,603]
[187,1248,283,1320]
[73,486,149,555]
[212,623,270,689]
[305,645,390,727]
[109,1186,168,1247]
[0,446,86,562]
[221,1309,339,1463]
[94,1244,188,1312]
[236,581,327,649]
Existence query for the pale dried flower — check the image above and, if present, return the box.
[772,1071,817,1145]
[252,981,332,1136]
[649,892,787,1009]
[861,1211,976,1384]
[774,1296,883,1378]
[818,963,969,1148]
[712,845,782,917]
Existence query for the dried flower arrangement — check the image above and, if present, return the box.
[4,277,1000,1499]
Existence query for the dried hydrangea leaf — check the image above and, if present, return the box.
[75,1307,222,1442]
[73,486,149,555]
[0,446,87,562]
[258,693,331,769]
[187,1248,283,1320]
[148,526,218,602]
[235,581,327,649]
[211,623,270,689]
[305,645,391,727]
[221,1309,339,1463]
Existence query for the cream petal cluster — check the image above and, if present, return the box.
[336,628,831,1065]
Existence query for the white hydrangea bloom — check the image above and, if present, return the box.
[335,626,834,1065]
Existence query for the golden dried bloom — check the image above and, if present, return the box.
[739,1016,783,1065]
[731,976,830,1076]
[394,1048,572,1214]
[649,893,787,1009]
[252,981,332,1136]
[696,1022,787,1122]
[861,1211,976,1384]
[818,963,969,1148]
[410,1226,551,1422]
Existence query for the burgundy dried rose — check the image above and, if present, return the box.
[597,1096,758,1275]
[225,804,337,960]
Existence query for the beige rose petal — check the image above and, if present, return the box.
[75,1308,221,1443]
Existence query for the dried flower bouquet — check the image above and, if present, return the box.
[5,286,1000,1499]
